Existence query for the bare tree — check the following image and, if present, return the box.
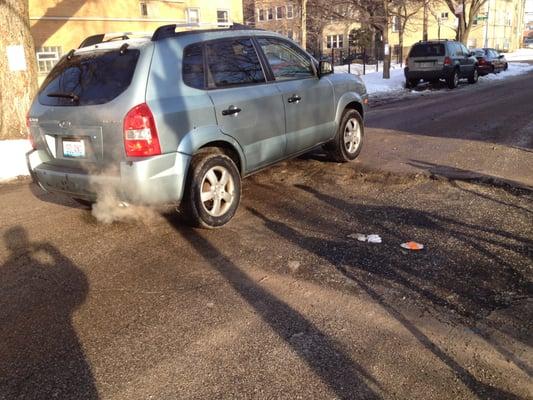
[0,0,38,140]
[390,0,425,65]
[443,0,488,43]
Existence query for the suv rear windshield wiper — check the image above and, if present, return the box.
[47,92,80,102]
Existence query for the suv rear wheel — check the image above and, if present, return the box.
[325,109,364,162]
[446,69,459,89]
[182,148,241,228]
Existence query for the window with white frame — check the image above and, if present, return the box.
[258,9,265,21]
[36,46,62,73]
[286,4,294,19]
[217,9,229,25]
[140,2,148,17]
[187,8,200,24]
[392,16,401,32]
[276,6,284,19]
[267,8,274,20]
[326,35,343,49]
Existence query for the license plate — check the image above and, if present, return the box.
[418,62,435,67]
[63,139,85,158]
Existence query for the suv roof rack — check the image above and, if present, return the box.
[78,31,152,48]
[151,22,260,41]
[418,39,451,42]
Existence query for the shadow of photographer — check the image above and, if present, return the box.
[0,226,98,399]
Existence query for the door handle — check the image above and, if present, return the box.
[288,95,302,104]
[222,105,241,116]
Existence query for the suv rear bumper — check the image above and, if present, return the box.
[26,149,191,205]
[404,66,453,81]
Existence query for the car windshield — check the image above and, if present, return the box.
[38,49,140,106]
[409,43,445,57]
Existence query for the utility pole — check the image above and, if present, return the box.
[301,0,307,50]
[483,0,490,47]
[423,0,428,41]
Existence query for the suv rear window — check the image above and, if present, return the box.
[409,43,445,57]
[38,49,140,106]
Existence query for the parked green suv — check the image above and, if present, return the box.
[404,40,479,89]
[27,24,368,228]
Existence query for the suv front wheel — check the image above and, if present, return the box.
[468,67,479,84]
[325,109,364,162]
[182,148,241,228]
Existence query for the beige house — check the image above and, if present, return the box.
[388,0,526,57]
[30,0,243,82]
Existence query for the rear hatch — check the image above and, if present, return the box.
[30,43,148,173]
[408,43,446,71]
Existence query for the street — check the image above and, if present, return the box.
[0,71,532,399]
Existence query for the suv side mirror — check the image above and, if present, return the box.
[498,54,504,59]
[318,61,333,78]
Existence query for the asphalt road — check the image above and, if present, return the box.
[362,69,533,188]
[1,73,532,399]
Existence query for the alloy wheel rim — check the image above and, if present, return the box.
[454,72,459,86]
[200,166,235,217]
[344,117,361,153]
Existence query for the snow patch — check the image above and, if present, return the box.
[0,140,32,183]
[503,48,533,61]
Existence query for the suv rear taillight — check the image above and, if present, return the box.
[123,103,161,157]
[26,113,36,149]
[444,57,452,66]
[478,58,486,65]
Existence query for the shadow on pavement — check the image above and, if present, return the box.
[0,226,97,399]
[247,202,525,400]
[164,215,383,399]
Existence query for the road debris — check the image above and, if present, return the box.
[348,233,382,243]
[288,261,301,272]
[400,241,425,250]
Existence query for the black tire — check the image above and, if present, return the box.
[504,63,508,71]
[446,69,459,89]
[181,148,241,229]
[491,65,496,74]
[73,198,93,208]
[468,67,479,84]
[325,109,364,163]
[405,79,418,88]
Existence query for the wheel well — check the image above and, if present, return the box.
[345,101,364,118]
[198,141,242,174]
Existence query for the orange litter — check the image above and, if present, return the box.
[400,241,424,250]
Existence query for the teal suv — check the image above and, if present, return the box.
[27,24,368,228]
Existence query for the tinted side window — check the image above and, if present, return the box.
[205,38,265,88]
[257,37,313,81]
[183,43,205,89]
[38,50,140,106]
[461,44,470,56]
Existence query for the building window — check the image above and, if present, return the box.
[392,16,401,32]
[267,8,273,20]
[440,12,449,20]
[286,5,294,19]
[326,35,343,49]
[36,46,62,73]
[187,8,200,24]
[217,9,229,25]
[276,6,284,19]
[258,9,265,21]
[140,2,148,17]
